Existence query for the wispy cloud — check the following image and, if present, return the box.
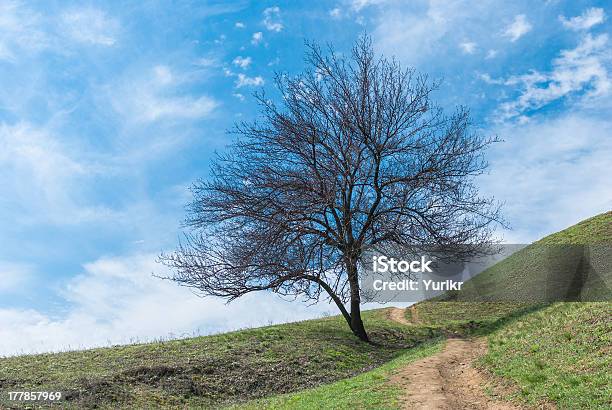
[109,65,218,123]
[0,122,113,225]
[134,94,217,122]
[350,0,385,12]
[0,3,120,62]
[329,7,342,19]
[233,56,252,69]
[263,6,283,32]
[503,14,531,42]
[251,31,263,45]
[371,1,493,64]
[559,7,605,31]
[459,41,476,54]
[236,73,264,88]
[60,7,119,46]
[482,114,612,242]
[0,1,48,61]
[494,34,611,121]
[194,57,218,68]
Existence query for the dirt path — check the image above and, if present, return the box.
[388,306,420,326]
[389,307,413,325]
[388,307,523,410]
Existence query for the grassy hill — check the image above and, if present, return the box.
[0,212,609,409]
[0,310,442,409]
[231,338,445,410]
[446,211,612,303]
[483,302,610,408]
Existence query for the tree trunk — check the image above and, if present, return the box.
[310,275,354,332]
[308,261,369,342]
[347,259,369,342]
[350,292,368,341]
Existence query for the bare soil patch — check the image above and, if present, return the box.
[391,338,522,409]
[389,307,413,326]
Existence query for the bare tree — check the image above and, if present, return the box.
[160,36,502,342]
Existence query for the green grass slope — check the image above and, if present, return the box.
[232,339,444,410]
[0,310,437,409]
[449,211,611,303]
[484,302,611,409]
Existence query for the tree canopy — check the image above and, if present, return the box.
[160,36,503,341]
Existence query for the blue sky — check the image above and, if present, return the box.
[1,0,610,355]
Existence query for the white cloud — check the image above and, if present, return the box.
[110,65,218,123]
[0,123,84,182]
[214,34,226,45]
[351,0,386,12]
[495,34,611,120]
[235,21,245,28]
[236,73,264,88]
[329,7,342,19]
[263,6,283,32]
[368,2,534,64]
[481,114,612,243]
[233,55,252,69]
[138,95,217,122]
[373,2,453,62]
[486,49,498,59]
[153,65,173,84]
[459,41,476,54]
[194,57,218,67]
[0,253,336,356]
[503,14,532,42]
[251,31,263,45]
[0,1,48,60]
[560,7,605,31]
[60,7,119,46]
[0,122,111,225]
[478,72,504,85]
[224,68,264,89]
[0,3,120,61]
[371,0,492,64]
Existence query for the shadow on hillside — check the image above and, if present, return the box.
[473,303,550,336]
[411,303,551,339]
